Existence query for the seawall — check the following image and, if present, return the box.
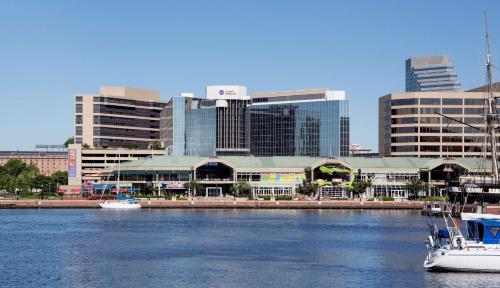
[0,199,424,209]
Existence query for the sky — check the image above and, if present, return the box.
[0,0,499,151]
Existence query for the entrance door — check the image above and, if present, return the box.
[205,187,222,197]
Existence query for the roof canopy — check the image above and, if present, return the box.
[113,155,490,174]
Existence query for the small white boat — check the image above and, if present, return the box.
[424,212,500,272]
[99,199,141,209]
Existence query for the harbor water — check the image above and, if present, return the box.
[1,209,500,288]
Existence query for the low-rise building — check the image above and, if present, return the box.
[66,144,165,188]
[101,155,489,200]
[0,150,67,176]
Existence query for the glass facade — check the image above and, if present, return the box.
[250,100,350,157]
[160,89,350,157]
[172,96,186,156]
[185,101,217,156]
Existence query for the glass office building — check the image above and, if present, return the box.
[160,87,350,157]
[250,89,350,157]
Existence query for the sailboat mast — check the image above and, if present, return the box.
[484,11,499,180]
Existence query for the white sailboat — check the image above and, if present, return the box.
[424,12,500,272]
[424,211,500,272]
[99,149,141,209]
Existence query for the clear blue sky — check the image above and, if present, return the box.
[0,0,499,151]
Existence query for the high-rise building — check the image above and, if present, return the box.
[250,89,350,157]
[405,55,461,92]
[74,87,167,149]
[160,86,350,157]
[161,86,251,156]
[378,89,500,158]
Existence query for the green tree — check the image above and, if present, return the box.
[405,178,428,199]
[150,140,163,150]
[0,174,16,193]
[295,183,317,196]
[351,181,368,198]
[51,171,68,186]
[230,182,252,197]
[64,137,74,148]
[183,181,203,197]
[82,143,90,149]
[3,159,26,177]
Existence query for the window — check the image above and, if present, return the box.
[420,107,441,114]
[442,108,463,114]
[421,146,440,152]
[464,99,483,105]
[442,126,462,133]
[75,115,82,124]
[391,117,418,124]
[442,136,462,143]
[420,127,440,133]
[442,98,463,105]
[420,136,440,142]
[465,108,484,115]
[75,104,83,113]
[391,108,418,115]
[391,99,417,106]
[392,127,418,133]
[391,145,417,152]
[75,96,83,102]
[391,136,418,143]
[420,98,441,105]
[75,126,82,136]
[420,117,440,124]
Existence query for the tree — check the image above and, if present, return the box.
[64,137,74,148]
[3,159,26,177]
[0,174,16,193]
[351,181,368,198]
[183,181,203,197]
[230,182,252,197]
[150,140,163,150]
[51,171,68,186]
[405,178,428,199]
[295,183,317,196]
[82,143,90,149]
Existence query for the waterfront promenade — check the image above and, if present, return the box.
[0,199,426,209]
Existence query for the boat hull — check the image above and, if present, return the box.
[425,249,500,272]
[99,201,141,209]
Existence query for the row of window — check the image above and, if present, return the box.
[391,98,487,106]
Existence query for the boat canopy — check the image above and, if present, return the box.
[461,213,500,221]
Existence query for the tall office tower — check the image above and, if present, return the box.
[74,86,167,149]
[378,89,500,158]
[160,86,251,156]
[405,55,461,92]
[250,89,350,157]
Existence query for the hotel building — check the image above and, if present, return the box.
[74,86,167,149]
[160,86,350,157]
[379,90,500,158]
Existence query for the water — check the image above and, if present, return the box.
[1,209,500,288]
